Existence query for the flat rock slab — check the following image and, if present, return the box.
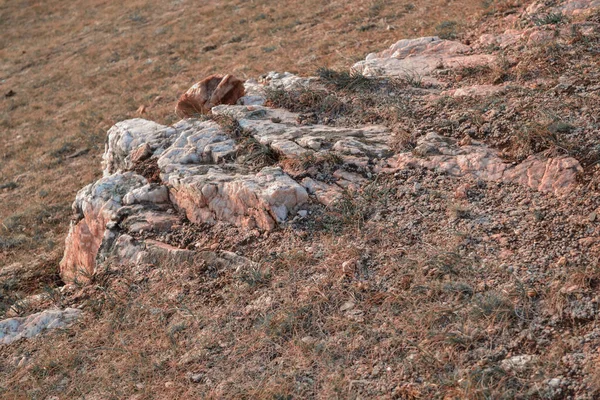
[353,36,495,79]
[391,133,582,196]
[0,308,81,345]
[212,105,392,159]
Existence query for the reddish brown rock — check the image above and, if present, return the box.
[175,74,245,117]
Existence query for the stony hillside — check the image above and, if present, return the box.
[2,0,600,399]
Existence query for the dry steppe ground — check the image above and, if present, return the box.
[0,0,487,295]
[5,0,600,399]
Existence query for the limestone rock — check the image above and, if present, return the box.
[0,308,81,345]
[103,119,178,175]
[212,105,391,158]
[560,0,600,15]
[60,172,148,283]
[175,74,245,117]
[353,36,495,79]
[445,85,507,98]
[167,166,308,231]
[157,119,237,176]
[392,133,582,196]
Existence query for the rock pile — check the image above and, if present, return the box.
[59,53,585,283]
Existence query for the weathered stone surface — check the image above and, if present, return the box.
[478,30,524,48]
[175,74,245,117]
[353,36,495,79]
[391,133,582,196]
[103,119,178,175]
[478,28,556,49]
[212,105,391,158]
[301,177,343,206]
[157,119,237,176]
[123,184,169,205]
[60,173,148,283]
[167,166,309,231]
[0,308,81,345]
[445,85,507,98]
[560,0,600,15]
[106,235,256,273]
[239,72,319,106]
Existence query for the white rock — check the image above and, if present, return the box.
[391,133,582,196]
[353,36,495,79]
[500,355,537,372]
[103,118,178,175]
[0,308,81,345]
[168,166,308,231]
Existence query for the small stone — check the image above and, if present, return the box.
[548,378,562,388]
[342,260,355,272]
[501,355,537,372]
[189,373,204,383]
[297,210,308,218]
[301,336,316,345]
[130,143,152,164]
[589,212,597,222]
[340,301,355,312]
[454,184,470,200]
[164,381,174,388]
[458,135,472,146]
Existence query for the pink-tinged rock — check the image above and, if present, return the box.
[478,30,523,48]
[60,173,147,283]
[392,133,582,196]
[446,85,507,98]
[353,36,495,78]
[167,167,308,231]
[301,177,343,206]
[175,74,245,117]
[560,0,600,15]
[528,30,556,45]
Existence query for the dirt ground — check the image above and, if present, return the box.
[0,0,489,292]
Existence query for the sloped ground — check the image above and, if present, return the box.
[2,0,600,399]
[0,0,488,294]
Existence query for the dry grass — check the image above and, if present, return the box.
[0,0,489,285]
[3,166,599,398]
[7,1,600,399]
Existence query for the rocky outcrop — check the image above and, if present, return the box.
[103,119,178,175]
[353,37,495,81]
[175,74,245,117]
[0,308,81,345]
[62,0,596,284]
[390,133,582,196]
[60,92,394,282]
